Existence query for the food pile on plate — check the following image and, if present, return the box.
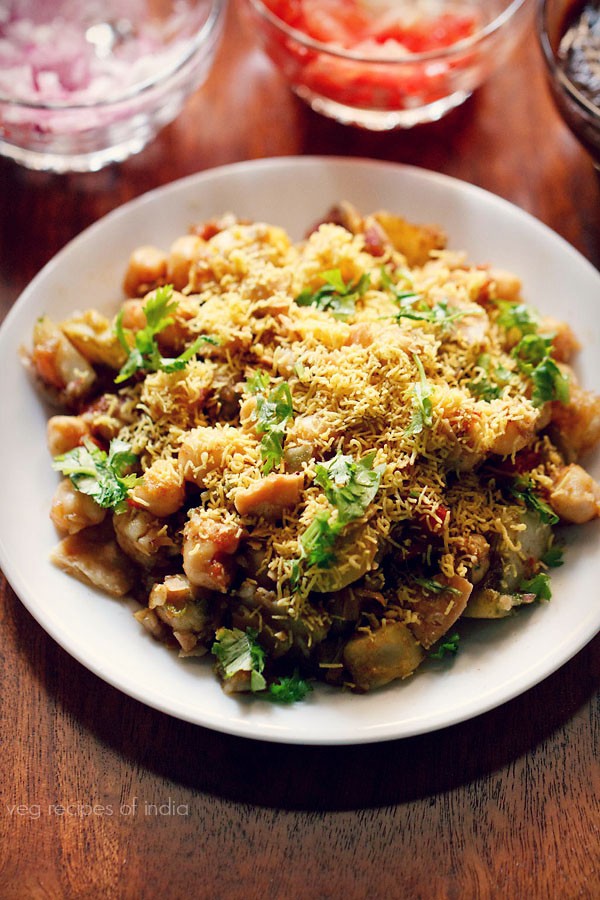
[26,202,600,701]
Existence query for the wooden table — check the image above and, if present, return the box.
[1,4,599,898]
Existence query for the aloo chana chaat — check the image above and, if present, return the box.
[26,202,600,701]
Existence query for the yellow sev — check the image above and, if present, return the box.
[113,218,554,629]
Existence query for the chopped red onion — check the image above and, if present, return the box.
[0,0,194,106]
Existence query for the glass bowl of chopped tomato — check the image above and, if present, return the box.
[243,0,533,129]
[0,0,226,173]
[537,0,600,169]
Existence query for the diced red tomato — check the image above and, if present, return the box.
[263,0,306,29]
[258,0,482,112]
[371,13,478,52]
[299,0,371,46]
[263,0,479,52]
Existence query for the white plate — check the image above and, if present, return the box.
[1,157,599,745]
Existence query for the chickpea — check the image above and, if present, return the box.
[113,507,176,568]
[179,425,257,488]
[128,458,185,518]
[119,298,147,332]
[541,316,581,363]
[50,479,106,534]
[488,418,535,457]
[167,235,204,291]
[31,316,96,401]
[47,415,89,457]
[182,509,242,592]
[122,245,168,297]
[549,464,600,524]
[489,268,522,303]
[233,473,303,519]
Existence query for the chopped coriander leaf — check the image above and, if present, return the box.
[259,429,287,477]
[541,546,564,568]
[293,360,307,380]
[266,671,313,703]
[292,452,384,588]
[468,377,503,401]
[114,285,216,383]
[513,333,553,367]
[468,354,512,401]
[398,297,475,330]
[429,633,460,659]
[383,270,477,331]
[255,382,294,434]
[250,378,295,475]
[530,357,570,407]
[405,355,433,436]
[381,265,414,287]
[510,479,560,525]
[511,334,570,407]
[519,572,552,601]
[290,511,342,591]
[298,510,342,570]
[245,370,271,395]
[495,300,539,335]
[381,266,420,302]
[295,268,370,319]
[52,437,140,513]
[413,577,462,596]
[315,451,385,525]
[211,627,267,692]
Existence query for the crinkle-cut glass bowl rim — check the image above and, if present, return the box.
[0,0,226,110]
[247,0,531,64]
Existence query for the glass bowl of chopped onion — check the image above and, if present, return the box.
[0,0,226,173]
[243,0,533,129]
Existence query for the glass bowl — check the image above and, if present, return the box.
[0,0,226,173]
[243,0,533,130]
[537,0,600,169]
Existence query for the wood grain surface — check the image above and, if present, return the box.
[1,4,599,898]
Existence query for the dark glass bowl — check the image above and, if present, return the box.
[537,0,600,168]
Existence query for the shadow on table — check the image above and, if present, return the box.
[10,585,600,812]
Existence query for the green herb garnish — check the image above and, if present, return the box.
[530,357,570,407]
[541,546,564,568]
[383,271,477,331]
[519,572,552,601]
[295,268,369,319]
[245,370,271,395]
[406,355,433,436]
[114,285,217,383]
[468,353,513,402]
[266,671,313,704]
[429,633,460,659]
[292,453,384,588]
[496,300,539,335]
[52,437,139,513]
[413,577,462,596]
[512,334,569,407]
[510,479,559,525]
[395,297,474,329]
[211,627,267,693]
[297,510,342,570]
[248,375,295,475]
[314,451,385,525]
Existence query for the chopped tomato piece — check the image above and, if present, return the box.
[263,0,305,29]
[300,0,371,46]
[371,13,478,52]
